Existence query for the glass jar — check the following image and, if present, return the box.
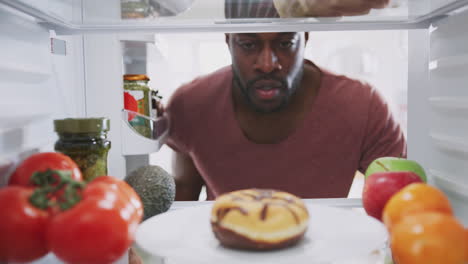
[121,0,151,19]
[54,118,111,182]
[124,74,152,138]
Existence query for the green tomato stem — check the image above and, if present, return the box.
[28,169,85,211]
[29,185,55,209]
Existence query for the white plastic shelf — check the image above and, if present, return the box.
[429,169,468,225]
[429,97,468,113]
[430,169,468,200]
[430,133,468,155]
[169,198,363,211]
[429,53,468,71]
[121,110,169,155]
[0,105,52,132]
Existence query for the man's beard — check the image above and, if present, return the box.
[232,66,304,113]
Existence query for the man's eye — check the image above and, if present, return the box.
[240,42,255,50]
[279,41,294,49]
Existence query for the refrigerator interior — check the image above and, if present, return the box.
[0,0,468,225]
[146,30,409,201]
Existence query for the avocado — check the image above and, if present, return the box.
[124,165,176,221]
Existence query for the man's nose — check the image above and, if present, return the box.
[254,47,282,73]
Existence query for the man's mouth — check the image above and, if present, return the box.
[254,87,280,100]
[249,78,284,100]
[253,79,282,88]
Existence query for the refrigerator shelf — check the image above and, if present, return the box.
[429,53,468,71]
[430,133,468,155]
[135,200,387,264]
[169,198,363,211]
[429,96,468,113]
[0,61,51,83]
[0,105,52,132]
[121,110,169,155]
[430,169,468,201]
[2,0,468,34]
[429,169,468,225]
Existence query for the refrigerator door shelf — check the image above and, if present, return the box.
[121,110,169,155]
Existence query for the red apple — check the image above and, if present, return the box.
[363,171,423,221]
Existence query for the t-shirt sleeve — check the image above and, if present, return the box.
[358,87,407,173]
[165,85,191,154]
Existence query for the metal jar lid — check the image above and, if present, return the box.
[54,118,110,133]
[124,74,150,81]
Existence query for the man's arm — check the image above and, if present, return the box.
[273,0,390,17]
[225,0,390,19]
[172,151,205,201]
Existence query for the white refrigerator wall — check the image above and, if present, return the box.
[428,8,468,224]
[407,8,468,225]
[0,5,86,185]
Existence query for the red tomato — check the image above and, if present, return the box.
[92,176,143,220]
[48,177,142,264]
[0,187,50,263]
[9,152,82,186]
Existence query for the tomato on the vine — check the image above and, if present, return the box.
[0,187,50,263]
[2,151,142,264]
[9,152,82,186]
[92,175,143,221]
[47,176,143,264]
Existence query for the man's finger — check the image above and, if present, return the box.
[338,8,372,16]
[129,248,143,264]
[371,0,391,9]
[333,0,389,11]
[335,3,374,15]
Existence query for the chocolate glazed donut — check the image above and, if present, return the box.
[210,189,309,251]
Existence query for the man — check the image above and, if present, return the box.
[165,31,406,201]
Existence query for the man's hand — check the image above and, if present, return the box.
[273,0,390,18]
[128,248,143,264]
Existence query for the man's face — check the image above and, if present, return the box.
[227,32,307,113]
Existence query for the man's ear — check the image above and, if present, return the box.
[225,33,231,47]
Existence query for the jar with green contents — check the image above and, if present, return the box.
[121,0,151,19]
[54,118,111,182]
[124,74,152,138]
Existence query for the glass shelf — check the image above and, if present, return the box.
[2,0,468,33]
[0,104,51,132]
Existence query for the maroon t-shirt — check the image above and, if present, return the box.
[166,63,406,200]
